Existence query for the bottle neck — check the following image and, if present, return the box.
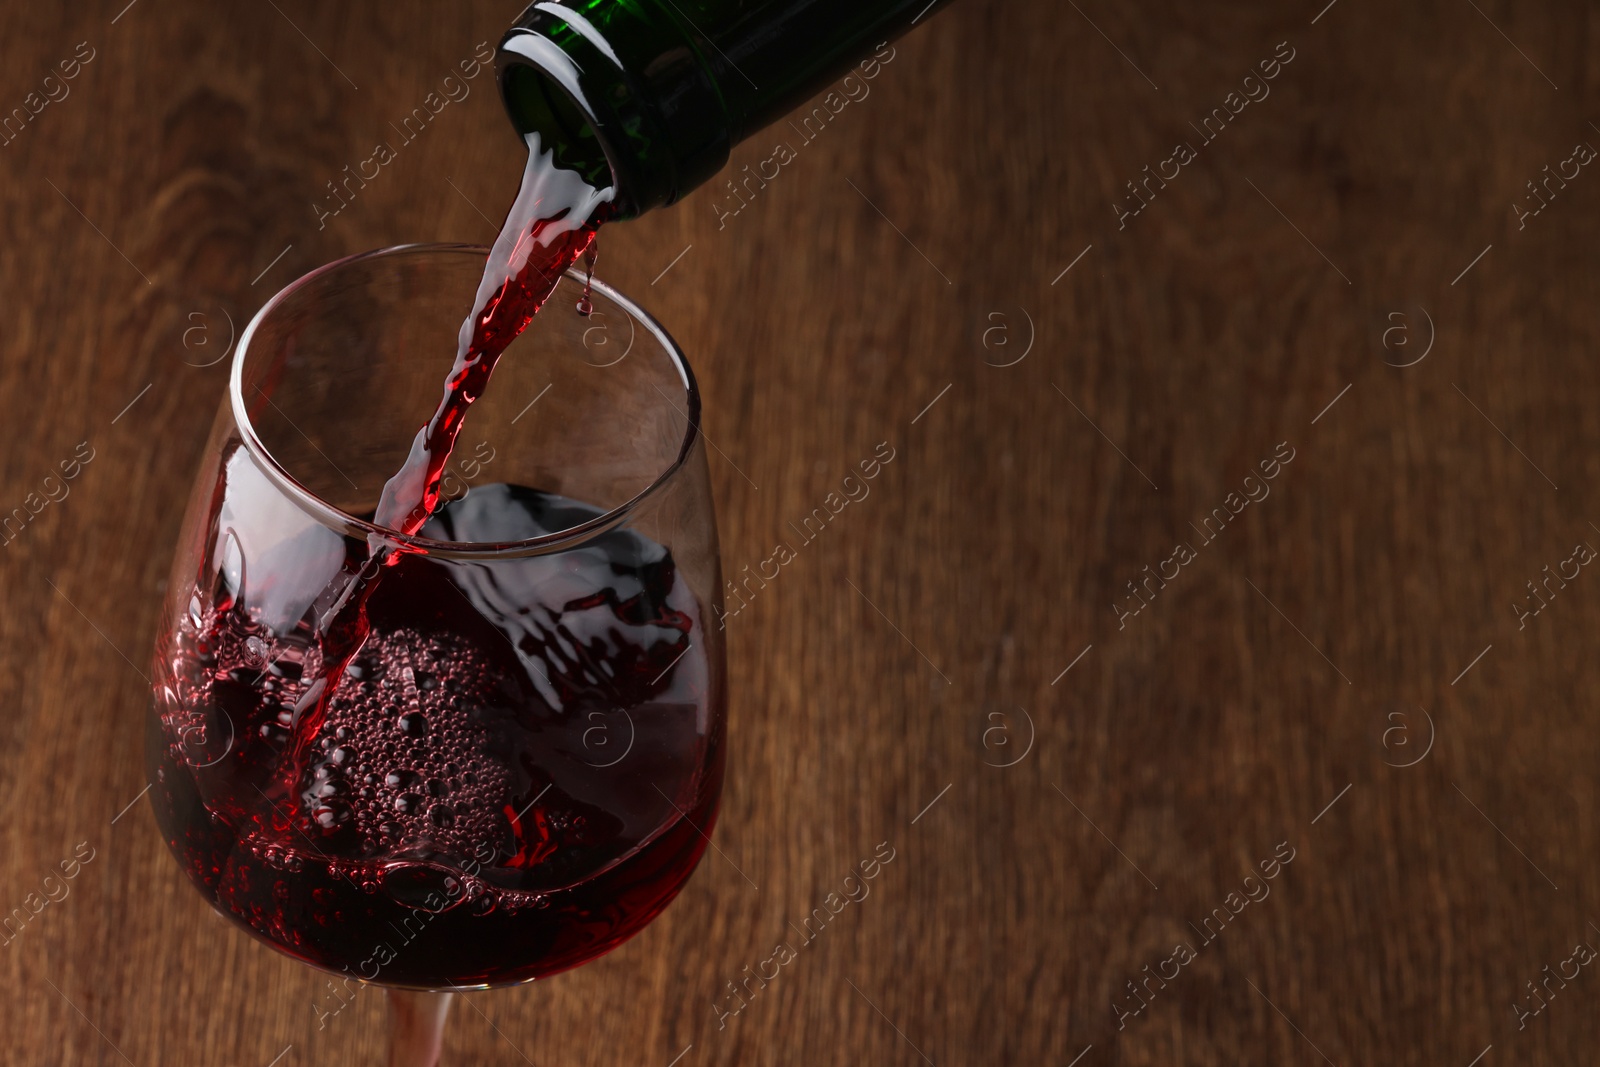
[496,0,953,218]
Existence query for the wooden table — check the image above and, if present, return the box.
[4,0,1596,1062]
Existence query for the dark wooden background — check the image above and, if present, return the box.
[3,0,1598,1062]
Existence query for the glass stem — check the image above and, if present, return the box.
[386,989,454,1067]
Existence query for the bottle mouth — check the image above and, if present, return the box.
[497,37,619,203]
[496,3,731,219]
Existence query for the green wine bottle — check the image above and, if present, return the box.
[497,0,955,218]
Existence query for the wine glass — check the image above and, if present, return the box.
[145,244,726,1066]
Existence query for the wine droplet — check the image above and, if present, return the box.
[575,238,598,316]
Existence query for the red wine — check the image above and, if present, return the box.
[150,484,722,986]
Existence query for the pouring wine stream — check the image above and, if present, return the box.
[284,133,615,808]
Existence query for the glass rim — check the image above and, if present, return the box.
[229,242,700,560]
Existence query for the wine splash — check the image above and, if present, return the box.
[152,486,718,985]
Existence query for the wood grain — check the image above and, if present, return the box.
[2,0,1598,1062]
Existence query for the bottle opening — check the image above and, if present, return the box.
[500,64,614,192]
[496,6,731,218]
